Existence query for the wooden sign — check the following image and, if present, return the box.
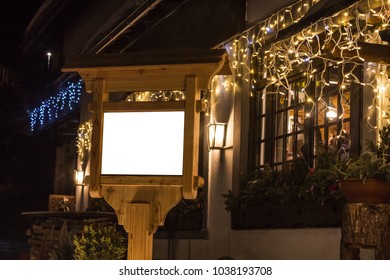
[63,49,230,259]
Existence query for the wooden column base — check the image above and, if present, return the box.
[340,203,390,259]
[126,203,153,260]
[102,185,183,260]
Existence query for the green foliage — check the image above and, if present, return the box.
[334,124,390,183]
[73,222,126,260]
[222,125,390,211]
[223,156,343,211]
[377,124,390,163]
[301,168,342,205]
[342,152,389,182]
[336,151,390,183]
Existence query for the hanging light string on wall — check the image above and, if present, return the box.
[28,79,83,132]
[220,0,390,130]
[75,119,92,184]
[76,119,92,162]
[367,64,390,129]
[224,0,320,85]
[123,90,186,102]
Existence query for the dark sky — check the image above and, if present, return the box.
[0,0,44,51]
[0,1,49,246]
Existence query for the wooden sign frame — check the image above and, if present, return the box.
[63,50,230,199]
[63,50,230,259]
[92,76,201,199]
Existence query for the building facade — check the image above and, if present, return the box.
[23,0,390,259]
[152,0,389,259]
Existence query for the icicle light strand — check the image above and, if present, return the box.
[28,79,83,132]
[220,0,390,131]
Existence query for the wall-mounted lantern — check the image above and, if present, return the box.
[206,120,232,162]
[73,170,84,187]
[207,120,228,151]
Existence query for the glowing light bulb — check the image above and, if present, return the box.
[326,108,337,119]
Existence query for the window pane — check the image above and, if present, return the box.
[274,138,284,164]
[328,124,338,154]
[317,99,326,126]
[257,92,266,115]
[287,110,294,133]
[327,95,338,122]
[275,112,285,136]
[259,117,266,140]
[341,90,350,119]
[296,104,305,131]
[286,135,293,161]
[338,127,351,161]
[287,88,295,106]
[296,132,305,158]
[298,89,306,103]
[329,65,339,92]
[276,92,286,110]
[259,142,265,166]
[314,127,325,156]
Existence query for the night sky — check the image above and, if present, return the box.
[0,1,51,258]
[0,1,43,51]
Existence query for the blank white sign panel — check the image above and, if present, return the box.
[101,111,185,175]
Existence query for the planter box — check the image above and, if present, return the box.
[231,200,345,229]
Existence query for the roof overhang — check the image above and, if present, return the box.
[62,49,231,91]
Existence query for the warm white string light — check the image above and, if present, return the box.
[76,119,92,162]
[219,0,390,135]
[124,90,185,102]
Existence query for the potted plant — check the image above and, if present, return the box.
[223,157,345,229]
[334,125,390,203]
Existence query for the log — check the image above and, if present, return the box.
[340,203,390,259]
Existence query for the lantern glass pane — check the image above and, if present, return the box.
[214,124,226,148]
[74,170,84,185]
[208,124,216,149]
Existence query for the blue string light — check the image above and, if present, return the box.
[28,79,83,132]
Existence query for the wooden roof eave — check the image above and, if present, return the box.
[62,49,231,92]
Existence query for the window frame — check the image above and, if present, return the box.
[251,63,362,171]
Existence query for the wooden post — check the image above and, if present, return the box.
[183,76,200,199]
[126,203,153,260]
[340,203,390,259]
[90,78,108,198]
[102,185,183,260]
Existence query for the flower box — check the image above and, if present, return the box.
[231,200,345,229]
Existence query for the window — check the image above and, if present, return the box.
[254,90,267,167]
[273,77,306,169]
[313,65,351,163]
[253,64,360,170]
